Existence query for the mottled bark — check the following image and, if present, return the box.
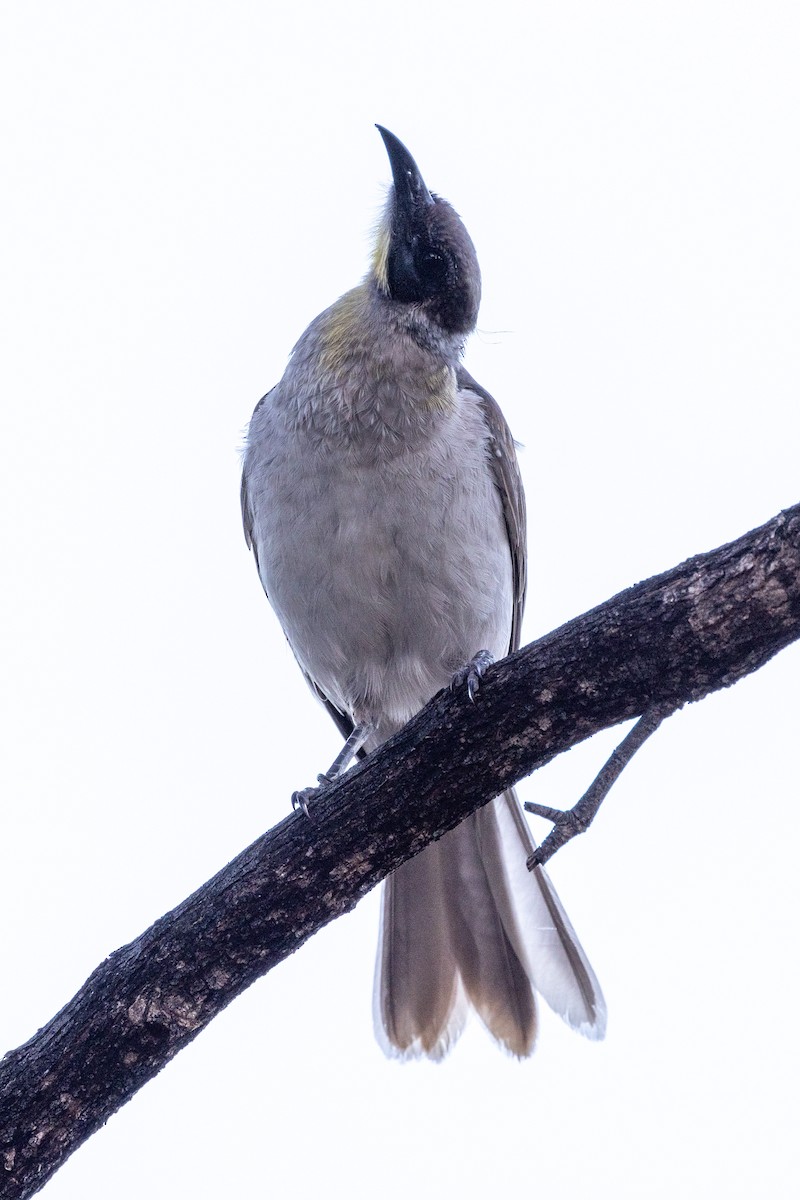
[2,504,799,1198]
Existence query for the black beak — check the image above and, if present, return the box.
[376,126,434,211]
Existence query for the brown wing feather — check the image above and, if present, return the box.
[456,365,527,654]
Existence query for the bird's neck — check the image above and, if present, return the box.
[284,283,462,445]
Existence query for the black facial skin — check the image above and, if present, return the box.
[376,126,482,336]
[386,195,482,335]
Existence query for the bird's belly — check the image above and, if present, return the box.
[256,433,513,733]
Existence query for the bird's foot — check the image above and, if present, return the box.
[291,772,334,817]
[450,649,494,703]
[291,722,374,817]
[291,788,315,816]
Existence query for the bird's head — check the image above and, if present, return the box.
[371,126,481,337]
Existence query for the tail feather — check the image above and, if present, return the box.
[480,791,606,1039]
[438,815,536,1056]
[374,789,606,1058]
[374,838,466,1059]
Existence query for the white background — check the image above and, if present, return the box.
[1,3,799,1197]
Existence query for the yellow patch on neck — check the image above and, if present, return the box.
[318,288,365,375]
[423,364,457,412]
[371,216,391,294]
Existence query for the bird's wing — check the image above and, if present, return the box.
[456,366,527,654]
[305,679,357,743]
[454,369,606,1039]
[241,389,274,575]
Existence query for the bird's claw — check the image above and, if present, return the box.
[450,650,494,703]
[291,771,337,817]
[291,786,319,817]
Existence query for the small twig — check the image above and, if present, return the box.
[525,703,677,868]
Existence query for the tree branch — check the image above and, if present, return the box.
[525,702,675,865]
[2,503,799,1198]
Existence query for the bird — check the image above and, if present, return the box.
[240,126,606,1058]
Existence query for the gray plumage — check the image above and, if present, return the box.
[241,127,606,1058]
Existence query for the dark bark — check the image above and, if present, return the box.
[2,503,799,1198]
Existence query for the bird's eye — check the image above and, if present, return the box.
[419,249,448,291]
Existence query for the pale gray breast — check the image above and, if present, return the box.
[243,385,513,732]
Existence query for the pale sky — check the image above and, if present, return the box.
[1,3,799,1197]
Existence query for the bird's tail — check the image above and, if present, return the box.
[373,789,606,1059]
